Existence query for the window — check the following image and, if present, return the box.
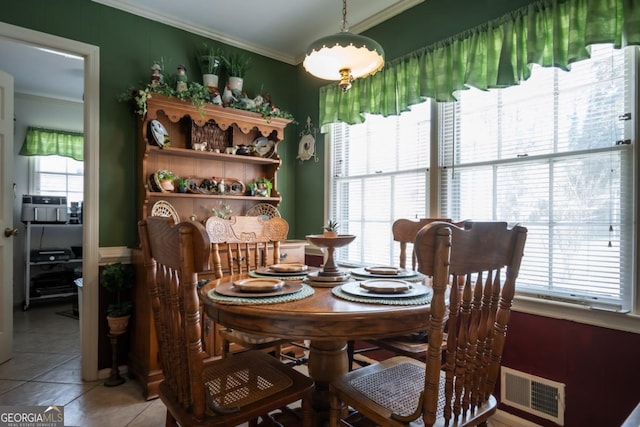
[329,44,636,312]
[329,102,432,266]
[31,155,84,204]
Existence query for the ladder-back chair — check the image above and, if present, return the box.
[138,217,313,426]
[204,215,293,359]
[349,218,456,368]
[330,221,527,427]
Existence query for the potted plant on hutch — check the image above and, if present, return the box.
[100,262,134,336]
[197,43,223,93]
[223,52,252,92]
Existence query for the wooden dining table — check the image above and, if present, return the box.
[199,273,432,413]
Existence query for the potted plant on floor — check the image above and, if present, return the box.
[100,262,135,336]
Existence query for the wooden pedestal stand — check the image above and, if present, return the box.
[104,332,126,387]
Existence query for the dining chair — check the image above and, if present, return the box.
[330,221,527,427]
[203,215,300,361]
[138,216,314,426]
[348,218,456,369]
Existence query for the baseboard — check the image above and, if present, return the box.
[493,409,542,427]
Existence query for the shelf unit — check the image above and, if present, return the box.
[23,222,82,311]
[130,94,295,399]
[137,94,292,223]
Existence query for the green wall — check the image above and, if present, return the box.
[292,0,539,239]
[2,0,539,245]
[0,0,298,247]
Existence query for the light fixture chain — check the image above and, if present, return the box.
[341,0,349,32]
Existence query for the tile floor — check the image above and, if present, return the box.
[0,301,166,427]
[1,301,509,427]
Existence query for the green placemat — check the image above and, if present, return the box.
[208,284,314,305]
[331,285,432,306]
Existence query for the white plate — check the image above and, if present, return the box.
[359,279,412,294]
[341,281,431,298]
[252,137,275,158]
[233,278,284,292]
[269,263,308,273]
[149,120,170,147]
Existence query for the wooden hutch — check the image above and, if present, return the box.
[129,94,305,399]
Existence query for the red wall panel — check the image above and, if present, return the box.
[500,311,640,426]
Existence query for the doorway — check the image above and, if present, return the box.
[0,22,100,381]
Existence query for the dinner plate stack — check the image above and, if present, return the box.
[349,266,426,283]
[304,269,353,288]
[251,263,319,281]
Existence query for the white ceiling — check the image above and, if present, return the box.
[93,0,423,64]
[0,0,423,102]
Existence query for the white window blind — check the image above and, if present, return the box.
[439,44,635,311]
[329,102,431,266]
[32,155,84,204]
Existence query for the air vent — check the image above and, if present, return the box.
[501,367,565,425]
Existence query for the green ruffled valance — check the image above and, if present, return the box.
[19,127,84,161]
[319,0,640,130]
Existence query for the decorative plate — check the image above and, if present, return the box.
[359,279,412,294]
[365,266,403,275]
[252,137,275,158]
[306,271,350,282]
[253,266,319,277]
[246,203,281,219]
[350,267,419,279]
[269,263,308,273]
[149,120,170,148]
[341,281,431,298]
[297,134,316,161]
[215,281,303,298]
[233,278,284,292]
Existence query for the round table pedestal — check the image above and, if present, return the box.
[307,340,349,413]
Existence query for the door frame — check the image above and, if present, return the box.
[0,22,100,381]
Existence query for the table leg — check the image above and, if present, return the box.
[307,340,348,414]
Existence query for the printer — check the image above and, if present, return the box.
[21,194,68,223]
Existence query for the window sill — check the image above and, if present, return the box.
[513,295,640,334]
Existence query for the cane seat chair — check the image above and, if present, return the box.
[138,217,314,426]
[348,218,456,369]
[330,221,527,427]
[204,215,295,359]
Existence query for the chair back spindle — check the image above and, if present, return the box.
[414,221,527,426]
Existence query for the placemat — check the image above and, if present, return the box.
[332,285,432,306]
[208,283,314,305]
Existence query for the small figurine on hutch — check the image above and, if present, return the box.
[176,64,188,93]
[150,63,163,88]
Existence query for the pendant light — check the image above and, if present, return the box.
[303,0,385,91]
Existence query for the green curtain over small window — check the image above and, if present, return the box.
[19,127,84,161]
[319,0,640,130]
